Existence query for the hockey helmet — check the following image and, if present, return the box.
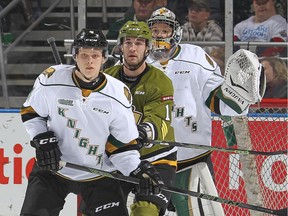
[147,7,182,61]
[118,21,152,50]
[72,28,108,58]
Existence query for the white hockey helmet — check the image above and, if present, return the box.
[147,7,182,61]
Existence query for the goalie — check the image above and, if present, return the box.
[146,7,266,216]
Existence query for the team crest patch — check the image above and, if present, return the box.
[205,54,214,67]
[43,67,55,78]
[124,86,132,104]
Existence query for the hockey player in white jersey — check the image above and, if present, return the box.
[19,28,164,216]
[146,7,266,216]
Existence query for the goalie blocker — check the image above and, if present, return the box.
[217,49,266,113]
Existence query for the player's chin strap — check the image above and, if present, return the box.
[216,49,266,114]
[59,161,287,216]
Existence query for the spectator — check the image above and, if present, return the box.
[260,57,287,98]
[234,0,287,57]
[20,0,41,29]
[106,0,165,39]
[181,0,224,55]
[167,0,223,26]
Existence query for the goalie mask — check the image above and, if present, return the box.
[147,7,182,62]
[72,28,108,61]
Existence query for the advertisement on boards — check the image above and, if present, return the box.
[0,110,77,216]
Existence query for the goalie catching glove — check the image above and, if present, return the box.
[217,49,266,113]
[130,160,164,195]
[31,131,62,172]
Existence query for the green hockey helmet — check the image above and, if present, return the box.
[118,21,152,49]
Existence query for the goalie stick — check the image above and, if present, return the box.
[59,161,287,216]
[47,37,62,64]
[149,140,287,155]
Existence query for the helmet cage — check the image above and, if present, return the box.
[147,8,182,61]
[148,8,182,47]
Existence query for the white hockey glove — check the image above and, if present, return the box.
[217,49,266,113]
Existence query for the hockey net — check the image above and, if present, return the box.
[210,98,287,216]
[130,99,287,216]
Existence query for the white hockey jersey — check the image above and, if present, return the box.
[147,44,244,161]
[22,64,140,180]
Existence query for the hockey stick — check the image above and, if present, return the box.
[60,161,287,216]
[150,140,287,155]
[47,37,62,64]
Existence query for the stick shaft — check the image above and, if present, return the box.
[150,140,287,155]
[47,37,62,64]
[60,161,286,215]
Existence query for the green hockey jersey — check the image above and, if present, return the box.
[105,64,177,167]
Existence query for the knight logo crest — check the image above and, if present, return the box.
[124,87,132,104]
[42,67,56,78]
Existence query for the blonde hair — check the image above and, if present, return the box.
[260,57,288,81]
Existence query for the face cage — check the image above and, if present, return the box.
[148,19,181,61]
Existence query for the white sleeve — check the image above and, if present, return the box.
[22,76,50,139]
[110,150,141,176]
[23,117,48,140]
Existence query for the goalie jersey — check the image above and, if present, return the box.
[147,44,245,163]
[20,64,140,180]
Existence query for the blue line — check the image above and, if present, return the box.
[1,109,287,118]
[0,109,20,113]
[211,113,287,118]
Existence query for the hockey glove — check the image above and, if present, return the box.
[31,131,62,172]
[130,160,164,195]
[137,124,149,147]
[137,123,154,148]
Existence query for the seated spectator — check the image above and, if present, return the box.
[106,0,165,39]
[181,0,223,51]
[260,56,287,98]
[167,0,223,26]
[234,0,287,57]
[181,0,224,72]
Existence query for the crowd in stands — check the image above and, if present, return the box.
[1,0,287,99]
[105,0,287,99]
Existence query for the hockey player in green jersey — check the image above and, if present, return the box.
[106,21,177,216]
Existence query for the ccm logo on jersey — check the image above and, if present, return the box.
[93,107,109,114]
[94,202,120,212]
[161,95,173,102]
[175,70,190,74]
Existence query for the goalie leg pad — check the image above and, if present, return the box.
[130,201,159,216]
